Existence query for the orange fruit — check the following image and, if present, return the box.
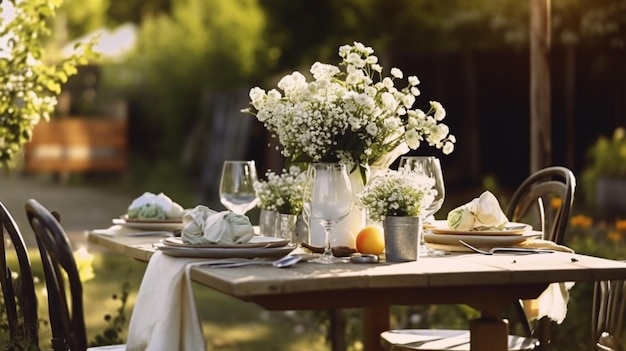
[355,225,385,255]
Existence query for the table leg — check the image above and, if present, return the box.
[469,311,509,351]
[363,306,389,351]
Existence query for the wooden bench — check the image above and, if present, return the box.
[23,117,127,174]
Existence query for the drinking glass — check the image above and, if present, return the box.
[305,163,352,264]
[399,156,445,257]
[219,160,259,215]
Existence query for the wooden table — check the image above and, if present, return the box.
[88,233,626,351]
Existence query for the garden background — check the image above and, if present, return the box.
[2,0,626,350]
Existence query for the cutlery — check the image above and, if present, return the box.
[459,240,554,255]
[210,254,303,268]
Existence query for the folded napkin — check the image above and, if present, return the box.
[447,191,508,231]
[524,281,576,324]
[126,252,207,351]
[127,192,185,220]
[181,205,255,245]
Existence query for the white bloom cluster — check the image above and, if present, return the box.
[243,42,456,182]
[356,167,436,222]
[253,166,308,214]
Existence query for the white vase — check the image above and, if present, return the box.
[308,170,371,248]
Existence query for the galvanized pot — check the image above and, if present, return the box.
[382,216,422,262]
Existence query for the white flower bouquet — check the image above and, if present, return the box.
[253,166,307,215]
[356,168,436,222]
[242,41,456,184]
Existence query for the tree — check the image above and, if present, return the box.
[0,0,95,169]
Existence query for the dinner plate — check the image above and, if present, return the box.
[429,220,532,236]
[112,216,183,231]
[162,236,289,249]
[154,243,296,258]
[424,231,540,247]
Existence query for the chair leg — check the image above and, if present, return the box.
[329,309,347,351]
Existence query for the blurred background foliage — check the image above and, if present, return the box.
[44,0,625,206]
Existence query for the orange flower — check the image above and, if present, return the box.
[607,230,622,243]
[615,219,626,231]
[551,197,562,210]
[570,214,593,229]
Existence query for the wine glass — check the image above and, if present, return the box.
[399,156,445,257]
[305,163,352,264]
[219,160,259,215]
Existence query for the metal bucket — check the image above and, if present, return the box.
[383,216,422,262]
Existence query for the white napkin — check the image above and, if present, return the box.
[524,281,575,324]
[181,205,254,245]
[126,252,207,351]
[446,191,509,231]
[127,192,185,220]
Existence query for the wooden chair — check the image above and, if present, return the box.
[381,166,576,351]
[0,200,39,349]
[592,279,626,351]
[25,198,125,351]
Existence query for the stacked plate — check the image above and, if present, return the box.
[424,220,540,249]
[153,236,295,258]
[113,215,184,231]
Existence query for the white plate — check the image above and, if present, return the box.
[154,243,296,258]
[162,236,289,248]
[112,218,183,231]
[430,220,532,236]
[424,231,540,247]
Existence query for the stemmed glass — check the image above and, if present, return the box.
[219,160,259,215]
[399,156,446,257]
[304,163,352,264]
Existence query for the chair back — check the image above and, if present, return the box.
[506,166,576,348]
[0,201,38,348]
[506,166,576,245]
[25,199,88,351]
[593,279,626,351]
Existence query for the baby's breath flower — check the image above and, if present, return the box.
[356,168,436,222]
[254,166,307,215]
[242,42,456,184]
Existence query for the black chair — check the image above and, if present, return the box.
[381,166,576,351]
[0,200,38,349]
[506,166,576,350]
[25,198,125,351]
[592,279,626,351]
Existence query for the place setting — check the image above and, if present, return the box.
[423,191,572,253]
[90,192,185,237]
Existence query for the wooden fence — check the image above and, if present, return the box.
[23,117,127,174]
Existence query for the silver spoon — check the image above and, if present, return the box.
[458,240,554,255]
[211,255,303,268]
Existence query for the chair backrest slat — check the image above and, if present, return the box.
[506,166,576,245]
[0,200,38,348]
[26,198,88,351]
[593,279,626,351]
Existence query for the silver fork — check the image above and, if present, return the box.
[458,240,554,255]
[209,255,303,268]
